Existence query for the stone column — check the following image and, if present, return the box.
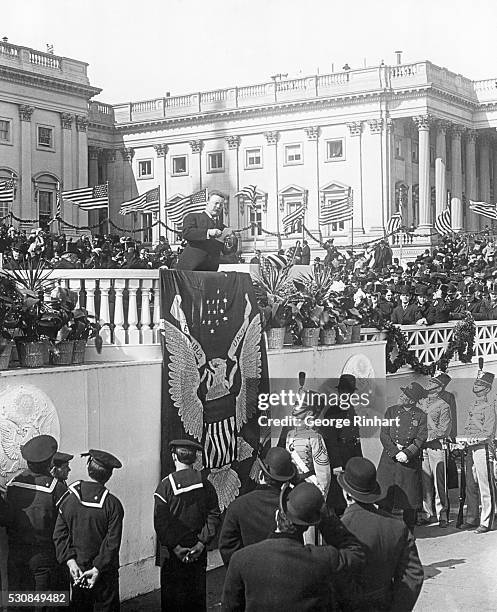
[103,150,116,228]
[264,131,280,250]
[18,105,34,226]
[76,115,89,230]
[189,140,203,191]
[153,143,168,243]
[451,125,464,231]
[435,120,448,218]
[60,113,74,227]
[383,117,394,227]
[304,126,320,234]
[493,143,497,202]
[364,119,385,235]
[465,130,478,231]
[346,121,364,235]
[120,147,135,231]
[479,136,491,229]
[87,146,100,229]
[413,115,432,232]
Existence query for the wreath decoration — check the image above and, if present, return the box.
[384,314,475,375]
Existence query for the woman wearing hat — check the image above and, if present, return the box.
[376,383,428,529]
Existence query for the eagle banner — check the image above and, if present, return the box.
[160,270,268,511]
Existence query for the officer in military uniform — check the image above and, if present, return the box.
[418,376,452,527]
[154,439,221,611]
[53,449,124,611]
[377,383,428,529]
[5,434,66,597]
[460,372,496,533]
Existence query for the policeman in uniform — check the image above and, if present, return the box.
[154,440,221,611]
[377,383,428,529]
[53,449,124,611]
[419,376,452,527]
[5,434,66,596]
[461,372,496,533]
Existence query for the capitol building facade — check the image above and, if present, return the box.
[2,38,497,252]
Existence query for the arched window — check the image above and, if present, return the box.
[33,173,59,231]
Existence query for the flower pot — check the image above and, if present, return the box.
[51,340,75,365]
[351,324,362,343]
[301,327,320,347]
[16,341,45,368]
[266,327,285,350]
[320,329,336,345]
[284,329,294,346]
[41,339,51,365]
[0,339,13,370]
[72,339,87,364]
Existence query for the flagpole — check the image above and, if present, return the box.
[350,188,354,260]
[56,181,61,236]
[106,181,110,236]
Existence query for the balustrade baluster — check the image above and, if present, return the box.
[99,279,112,344]
[127,279,140,344]
[114,279,126,345]
[141,279,153,345]
[152,278,161,343]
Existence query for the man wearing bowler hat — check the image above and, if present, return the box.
[219,447,296,566]
[337,457,423,611]
[154,439,221,610]
[222,482,365,611]
[391,286,418,325]
[377,383,428,529]
[5,434,66,597]
[53,449,124,611]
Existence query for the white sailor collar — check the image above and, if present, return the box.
[168,469,203,496]
[68,480,109,508]
[6,473,57,494]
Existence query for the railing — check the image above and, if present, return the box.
[29,50,61,69]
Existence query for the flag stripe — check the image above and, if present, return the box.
[319,195,353,225]
[435,208,452,235]
[387,211,402,234]
[165,188,208,223]
[0,180,15,203]
[282,205,305,231]
[61,184,108,210]
[469,200,497,220]
[119,187,160,215]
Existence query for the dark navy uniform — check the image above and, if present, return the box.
[53,480,124,611]
[377,404,428,524]
[154,467,221,610]
[6,469,67,596]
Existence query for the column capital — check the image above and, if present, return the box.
[264,131,279,145]
[478,133,491,147]
[189,140,203,154]
[225,135,240,149]
[450,124,465,140]
[19,104,35,122]
[75,115,88,132]
[368,119,383,134]
[60,112,74,129]
[304,126,320,140]
[88,146,100,160]
[466,129,478,143]
[154,143,168,157]
[435,119,451,134]
[347,121,363,136]
[120,147,134,161]
[103,149,116,163]
[412,115,434,130]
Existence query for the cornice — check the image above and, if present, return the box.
[0,65,101,100]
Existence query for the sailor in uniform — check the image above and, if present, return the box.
[53,449,124,611]
[51,451,74,486]
[461,372,496,533]
[154,439,221,611]
[5,434,66,597]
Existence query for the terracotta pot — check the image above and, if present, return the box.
[301,327,320,347]
[16,341,45,368]
[0,339,13,370]
[320,329,336,345]
[72,339,87,364]
[266,327,285,350]
[51,340,75,365]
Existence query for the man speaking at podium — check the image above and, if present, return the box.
[176,190,229,271]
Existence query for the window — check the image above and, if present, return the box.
[38,191,53,229]
[250,205,262,236]
[245,147,262,169]
[0,119,11,144]
[285,201,304,234]
[138,159,153,178]
[412,142,419,164]
[171,155,188,176]
[37,125,54,150]
[325,139,344,161]
[284,144,303,165]
[207,151,225,173]
[329,221,345,232]
[394,137,403,159]
[142,213,153,242]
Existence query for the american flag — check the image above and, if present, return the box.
[319,190,353,225]
[282,205,305,233]
[165,188,208,224]
[61,184,109,211]
[0,179,15,203]
[119,187,160,215]
[235,185,259,209]
[435,208,452,235]
[469,200,497,220]
[386,210,402,235]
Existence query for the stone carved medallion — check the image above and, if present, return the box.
[0,384,60,484]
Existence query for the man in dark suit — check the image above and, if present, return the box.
[219,447,296,566]
[222,482,365,611]
[176,191,227,271]
[337,457,424,611]
[391,286,418,324]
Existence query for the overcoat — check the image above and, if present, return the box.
[176,211,226,271]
